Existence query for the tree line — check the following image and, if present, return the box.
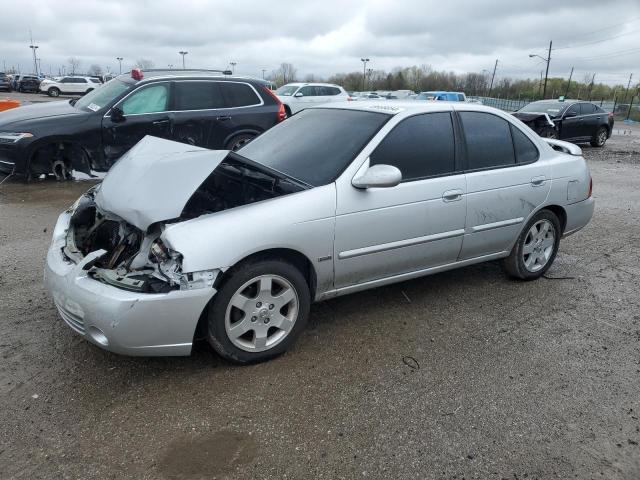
[270,63,638,102]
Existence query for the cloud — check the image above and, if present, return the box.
[1,0,638,85]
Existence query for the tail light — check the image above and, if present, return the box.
[347,96,354,101]
[588,176,593,198]
[263,87,286,123]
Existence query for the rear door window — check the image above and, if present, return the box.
[298,86,318,97]
[510,125,539,164]
[459,111,516,170]
[580,103,596,115]
[370,112,456,181]
[219,82,261,107]
[174,81,225,110]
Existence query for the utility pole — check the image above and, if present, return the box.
[587,73,596,101]
[564,66,573,98]
[360,58,370,91]
[487,59,498,97]
[542,40,552,99]
[537,70,543,99]
[623,73,633,102]
[626,89,637,121]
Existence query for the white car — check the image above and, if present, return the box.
[275,82,349,115]
[39,76,102,97]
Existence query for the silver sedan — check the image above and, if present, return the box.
[45,102,594,363]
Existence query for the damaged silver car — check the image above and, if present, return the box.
[45,102,594,363]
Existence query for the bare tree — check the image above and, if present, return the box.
[68,57,82,75]
[87,64,103,76]
[272,63,297,86]
[134,58,155,70]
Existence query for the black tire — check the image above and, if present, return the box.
[48,87,60,97]
[503,209,561,280]
[226,133,256,151]
[590,126,608,147]
[206,259,311,364]
[539,126,558,139]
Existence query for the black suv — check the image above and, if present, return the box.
[0,72,11,92]
[16,75,41,93]
[513,99,614,147]
[0,69,285,179]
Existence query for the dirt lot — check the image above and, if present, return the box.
[0,129,639,479]
[1,90,80,106]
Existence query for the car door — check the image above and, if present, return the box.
[333,111,467,288]
[456,110,550,260]
[217,81,266,147]
[101,82,173,162]
[579,102,600,139]
[170,80,229,148]
[296,86,323,110]
[559,103,581,140]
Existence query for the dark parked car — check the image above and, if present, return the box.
[16,75,41,93]
[513,99,614,147]
[0,73,11,92]
[0,69,286,179]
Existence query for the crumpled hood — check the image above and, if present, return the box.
[0,100,86,129]
[95,136,229,230]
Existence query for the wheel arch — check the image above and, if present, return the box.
[222,128,262,149]
[27,138,94,178]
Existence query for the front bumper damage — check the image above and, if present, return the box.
[45,209,218,356]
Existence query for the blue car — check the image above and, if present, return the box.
[415,91,466,101]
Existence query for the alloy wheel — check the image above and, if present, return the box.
[225,274,299,352]
[522,219,556,272]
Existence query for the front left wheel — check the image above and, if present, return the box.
[206,259,310,364]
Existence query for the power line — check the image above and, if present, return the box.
[554,16,640,42]
[554,28,640,50]
[559,47,640,62]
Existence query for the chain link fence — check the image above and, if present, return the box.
[468,95,640,122]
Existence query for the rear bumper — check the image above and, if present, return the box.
[563,196,595,237]
[44,212,218,356]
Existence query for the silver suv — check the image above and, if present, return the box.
[45,102,594,363]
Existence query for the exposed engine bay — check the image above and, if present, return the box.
[62,153,307,293]
[512,112,557,137]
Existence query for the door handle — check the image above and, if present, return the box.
[531,175,546,186]
[216,116,232,121]
[442,189,463,202]
[152,118,170,125]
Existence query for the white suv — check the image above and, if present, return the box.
[275,82,349,115]
[39,76,102,97]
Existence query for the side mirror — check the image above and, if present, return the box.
[110,106,125,123]
[352,164,402,189]
[294,92,303,98]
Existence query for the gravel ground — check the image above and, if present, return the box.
[0,128,639,479]
[1,90,80,106]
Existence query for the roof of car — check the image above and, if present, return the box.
[114,69,270,85]
[281,82,342,88]
[316,100,500,115]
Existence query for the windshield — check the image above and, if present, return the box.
[74,79,133,112]
[275,85,299,96]
[236,108,390,186]
[519,101,565,117]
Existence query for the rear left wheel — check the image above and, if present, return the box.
[590,126,608,147]
[206,259,310,364]
[226,133,256,151]
[503,210,561,280]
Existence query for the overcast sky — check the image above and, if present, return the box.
[2,0,639,86]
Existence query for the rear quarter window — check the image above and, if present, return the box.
[220,82,261,107]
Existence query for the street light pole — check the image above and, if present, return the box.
[116,57,123,74]
[262,69,266,80]
[360,58,369,91]
[179,51,188,69]
[29,44,39,76]
[529,40,552,99]
[230,62,236,74]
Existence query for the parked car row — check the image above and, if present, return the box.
[0,69,285,179]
